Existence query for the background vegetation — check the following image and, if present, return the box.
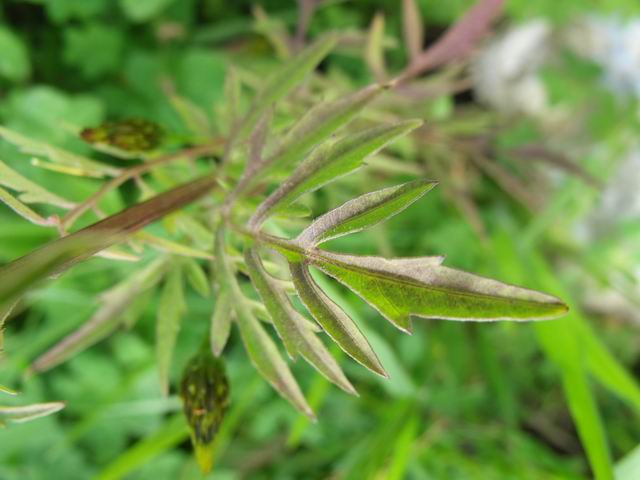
[1,0,640,478]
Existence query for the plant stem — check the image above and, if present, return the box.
[62,142,222,229]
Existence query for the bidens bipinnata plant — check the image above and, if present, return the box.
[0,27,567,472]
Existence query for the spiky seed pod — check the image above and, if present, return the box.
[80,118,163,152]
[179,350,229,473]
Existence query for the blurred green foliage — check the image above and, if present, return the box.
[1,1,639,479]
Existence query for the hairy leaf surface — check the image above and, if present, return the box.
[244,246,356,394]
[215,228,314,418]
[0,160,75,208]
[210,288,233,357]
[31,258,166,372]
[251,120,422,227]
[289,261,386,377]
[157,264,187,395]
[239,33,338,138]
[298,179,437,246]
[0,125,120,177]
[0,401,65,426]
[258,83,386,180]
[311,250,568,332]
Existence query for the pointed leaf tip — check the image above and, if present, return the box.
[298,179,437,246]
[309,251,568,332]
[252,119,424,228]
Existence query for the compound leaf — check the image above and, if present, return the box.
[0,174,217,311]
[0,125,120,177]
[183,258,211,297]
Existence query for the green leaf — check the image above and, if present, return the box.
[0,402,65,425]
[365,12,387,81]
[289,261,387,377]
[0,385,17,396]
[0,174,217,310]
[402,0,424,61]
[233,300,315,419]
[119,0,176,22]
[215,228,314,418]
[251,119,423,227]
[244,246,356,395]
[0,126,120,178]
[256,83,387,182]
[136,232,213,260]
[298,179,437,246]
[210,288,233,357]
[0,300,16,355]
[31,258,166,373]
[311,250,567,332]
[0,27,31,82]
[63,24,124,79]
[0,231,110,312]
[96,414,189,480]
[156,263,186,395]
[183,259,211,297]
[44,0,109,22]
[0,160,75,208]
[238,33,338,138]
[221,66,241,131]
[0,186,55,227]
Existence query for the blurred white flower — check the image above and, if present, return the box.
[566,17,640,97]
[472,20,551,116]
[580,150,640,240]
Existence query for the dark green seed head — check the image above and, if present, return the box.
[179,350,229,473]
[80,118,163,152]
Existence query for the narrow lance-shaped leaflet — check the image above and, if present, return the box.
[250,119,423,228]
[244,246,356,395]
[215,227,315,418]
